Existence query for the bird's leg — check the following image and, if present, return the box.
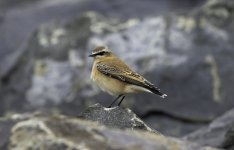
[108,95,122,108]
[117,95,125,106]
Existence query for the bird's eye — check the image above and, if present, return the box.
[98,51,107,56]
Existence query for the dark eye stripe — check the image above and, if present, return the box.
[98,51,106,55]
[94,51,109,56]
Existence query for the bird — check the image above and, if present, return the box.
[89,45,167,108]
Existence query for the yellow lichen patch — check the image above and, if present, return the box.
[9,119,54,149]
[168,140,180,150]
[86,11,139,34]
[176,16,196,32]
[203,146,220,150]
[37,25,66,47]
[51,28,66,45]
[134,130,166,144]
[34,60,48,76]
[11,119,55,136]
[198,17,207,27]
[203,0,230,19]
[205,8,230,18]
[37,26,49,47]
[204,0,219,7]
[205,54,222,103]
[9,118,89,150]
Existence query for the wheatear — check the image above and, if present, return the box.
[89,46,167,107]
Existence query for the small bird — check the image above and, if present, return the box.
[89,46,167,107]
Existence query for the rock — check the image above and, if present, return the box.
[0,118,17,149]
[221,124,234,150]
[0,14,94,115]
[0,0,203,79]
[1,0,234,137]
[80,103,157,133]
[0,112,221,150]
[0,12,3,24]
[88,0,234,136]
[184,108,234,148]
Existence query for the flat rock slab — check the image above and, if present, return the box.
[0,113,221,150]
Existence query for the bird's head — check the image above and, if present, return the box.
[89,46,112,59]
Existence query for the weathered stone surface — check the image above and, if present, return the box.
[0,0,203,78]
[222,124,234,150]
[0,0,234,137]
[0,14,94,115]
[184,108,234,148]
[88,0,234,136]
[80,103,157,133]
[0,118,17,149]
[0,113,221,150]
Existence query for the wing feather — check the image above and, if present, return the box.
[96,60,164,97]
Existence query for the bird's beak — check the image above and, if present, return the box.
[89,54,95,57]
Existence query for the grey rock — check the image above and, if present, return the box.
[0,0,40,10]
[221,124,234,149]
[0,14,94,115]
[88,0,234,136]
[1,0,234,137]
[80,103,157,133]
[0,12,3,24]
[0,113,221,150]
[184,108,234,148]
[0,0,203,78]
[0,118,17,149]
[26,59,74,106]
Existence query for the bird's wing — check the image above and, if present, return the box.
[96,60,158,91]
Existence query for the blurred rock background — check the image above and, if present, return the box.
[0,0,234,143]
